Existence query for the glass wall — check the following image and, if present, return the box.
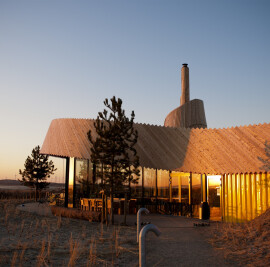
[75,159,90,199]
[222,173,270,222]
[172,175,180,200]
[157,170,169,199]
[144,168,156,198]
[68,157,75,208]
[192,174,201,217]
[130,167,142,198]
[208,175,221,219]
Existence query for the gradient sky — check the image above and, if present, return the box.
[0,0,270,180]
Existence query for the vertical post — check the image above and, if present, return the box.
[142,167,145,207]
[239,173,243,222]
[226,174,229,221]
[205,174,208,202]
[73,158,77,208]
[220,176,223,221]
[265,172,268,209]
[202,174,207,202]
[123,192,127,225]
[259,172,263,215]
[222,174,225,221]
[169,171,172,202]
[65,157,70,208]
[86,159,90,197]
[178,174,182,216]
[189,172,192,217]
[244,173,248,221]
[234,174,238,222]
[169,171,172,214]
[155,169,158,213]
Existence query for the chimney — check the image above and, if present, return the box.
[180,63,190,106]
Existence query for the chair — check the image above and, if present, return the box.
[83,198,90,211]
[80,199,84,210]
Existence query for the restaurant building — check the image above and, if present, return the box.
[41,64,270,222]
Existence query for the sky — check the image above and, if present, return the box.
[0,0,270,180]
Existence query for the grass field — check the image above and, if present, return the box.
[0,199,138,266]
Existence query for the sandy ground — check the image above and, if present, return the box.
[0,200,237,267]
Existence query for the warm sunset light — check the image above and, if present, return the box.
[1,1,270,266]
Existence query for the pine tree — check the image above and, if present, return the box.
[19,146,57,201]
[88,96,140,224]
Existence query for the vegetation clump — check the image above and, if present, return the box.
[19,146,57,201]
[211,208,270,266]
[88,96,140,224]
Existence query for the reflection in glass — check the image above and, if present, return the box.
[157,170,169,198]
[172,175,180,200]
[144,168,156,197]
[208,175,221,219]
[130,167,142,198]
[75,159,90,199]
[192,174,201,217]
[68,157,75,208]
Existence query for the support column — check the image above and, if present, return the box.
[64,157,70,208]
[73,159,77,208]
[200,173,210,220]
[169,171,172,203]
[155,169,158,213]
[220,175,223,221]
[142,167,145,207]
[189,172,192,217]
[202,174,208,202]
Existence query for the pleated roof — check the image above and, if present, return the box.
[41,118,270,175]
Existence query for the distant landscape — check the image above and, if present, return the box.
[0,179,64,191]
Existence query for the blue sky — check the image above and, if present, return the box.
[0,0,270,179]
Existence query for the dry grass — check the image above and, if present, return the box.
[210,209,270,266]
[51,206,101,222]
[0,199,138,266]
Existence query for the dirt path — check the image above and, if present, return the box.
[115,213,238,267]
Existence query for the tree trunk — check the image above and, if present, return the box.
[35,185,37,202]
[123,192,127,225]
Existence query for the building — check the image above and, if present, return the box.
[41,64,270,222]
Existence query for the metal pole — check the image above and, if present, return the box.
[139,224,161,267]
[137,208,149,243]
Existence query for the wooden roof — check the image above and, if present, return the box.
[41,118,270,174]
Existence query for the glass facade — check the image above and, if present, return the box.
[144,168,156,197]
[222,173,270,222]
[208,175,221,219]
[68,158,270,222]
[157,170,169,198]
[130,167,142,198]
[68,157,75,208]
[75,159,90,199]
[171,175,180,200]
